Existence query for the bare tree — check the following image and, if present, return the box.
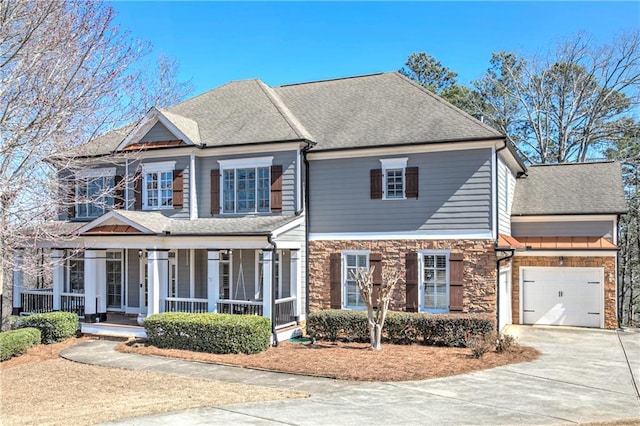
[474,32,640,163]
[0,0,192,321]
[352,266,401,350]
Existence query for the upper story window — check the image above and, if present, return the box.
[141,161,176,210]
[380,158,407,200]
[370,158,418,200]
[75,168,115,218]
[218,157,274,214]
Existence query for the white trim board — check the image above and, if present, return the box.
[309,231,493,241]
[515,250,617,257]
[511,215,617,223]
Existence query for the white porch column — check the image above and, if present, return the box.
[51,249,65,311]
[83,250,99,321]
[207,250,220,313]
[96,251,107,318]
[12,250,24,314]
[147,250,168,316]
[290,249,300,319]
[262,250,273,322]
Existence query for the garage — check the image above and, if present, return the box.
[521,267,603,328]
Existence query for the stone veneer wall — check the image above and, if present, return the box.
[511,256,617,329]
[309,240,497,314]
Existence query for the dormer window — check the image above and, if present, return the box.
[75,168,115,218]
[380,158,408,200]
[142,161,176,210]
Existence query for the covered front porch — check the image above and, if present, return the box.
[13,211,307,337]
[13,247,302,331]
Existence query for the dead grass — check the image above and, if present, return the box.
[118,339,540,382]
[0,339,307,426]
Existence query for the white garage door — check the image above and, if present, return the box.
[521,267,603,328]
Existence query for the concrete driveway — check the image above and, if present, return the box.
[63,326,639,425]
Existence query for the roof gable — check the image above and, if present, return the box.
[512,162,627,216]
[115,108,200,152]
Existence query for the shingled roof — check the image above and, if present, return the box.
[511,162,627,216]
[79,72,503,156]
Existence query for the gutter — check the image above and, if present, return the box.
[494,139,509,332]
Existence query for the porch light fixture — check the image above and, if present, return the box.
[558,256,564,266]
[138,249,143,259]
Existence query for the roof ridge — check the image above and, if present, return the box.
[255,80,314,141]
[276,72,386,88]
[391,71,504,138]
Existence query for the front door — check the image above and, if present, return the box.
[106,251,123,310]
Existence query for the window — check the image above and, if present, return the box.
[75,168,116,218]
[141,161,175,209]
[168,251,177,298]
[421,251,449,313]
[218,157,273,214]
[343,251,369,308]
[106,251,122,309]
[66,254,84,293]
[380,158,408,200]
[257,250,281,300]
[219,251,232,299]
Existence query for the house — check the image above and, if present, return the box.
[11,72,626,336]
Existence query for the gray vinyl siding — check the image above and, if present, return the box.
[512,221,615,239]
[196,150,299,217]
[127,249,140,308]
[230,249,256,300]
[127,157,190,218]
[194,249,207,298]
[497,158,515,235]
[140,122,176,142]
[310,149,493,234]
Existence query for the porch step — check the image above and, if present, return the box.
[81,323,146,339]
[275,324,302,342]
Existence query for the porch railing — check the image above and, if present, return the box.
[165,297,208,313]
[217,299,263,316]
[21,288,54,314]
[274,296,296,328]
[61,293,86,317]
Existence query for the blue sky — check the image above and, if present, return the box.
[110,1,640,96]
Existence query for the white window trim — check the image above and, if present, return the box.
[65,253,85,294]
[219,156,274,214]
[142,161,176,210]
[77,167,116,179]
[342,250,370,310]
[418,250,450,313]
[380,157,408,200]
[141,161,176,174]
[75,174,115,219]
[106,250,124,310]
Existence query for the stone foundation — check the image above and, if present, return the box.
[309,239,497,315]
[511,256,617,329]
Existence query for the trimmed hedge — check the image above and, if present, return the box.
[0,328,42,362]
[307,310,494,348]
[18,312,79,344]
[144,312,271,354]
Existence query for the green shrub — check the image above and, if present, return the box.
[144,312,271,354]
[307,310,494,348]
[18,312,79,344]
[0,328,42,361]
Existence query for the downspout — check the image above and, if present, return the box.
[302,145,311,327]
[494,139,509,332]
[267,233,278,346]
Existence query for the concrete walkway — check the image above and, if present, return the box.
[61,326,640,425]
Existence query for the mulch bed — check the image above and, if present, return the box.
[118,339,540,381]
